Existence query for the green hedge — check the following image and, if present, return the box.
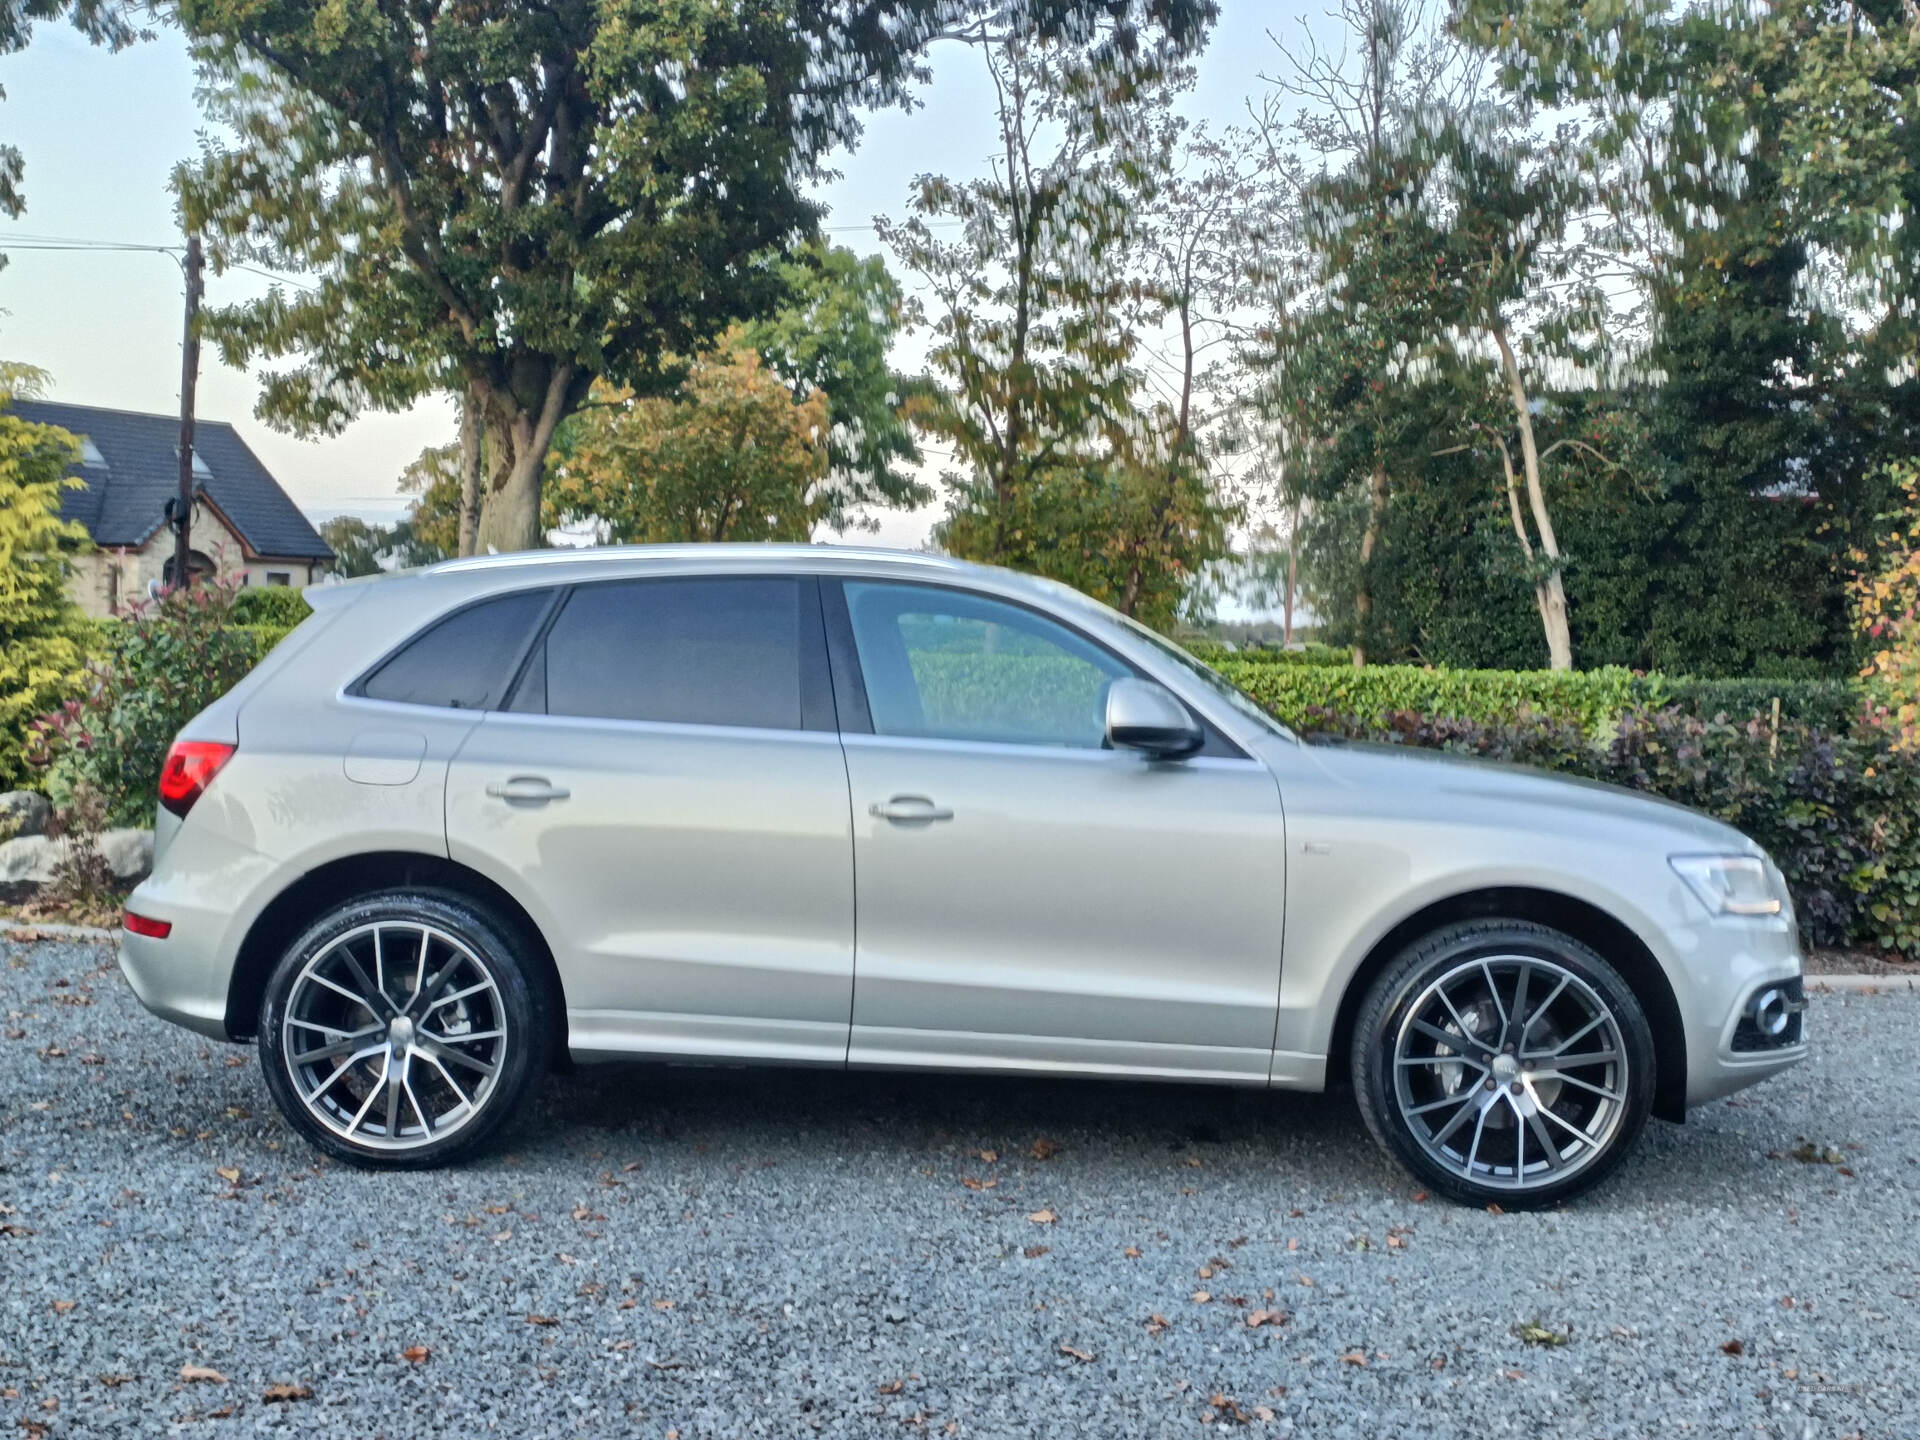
[231,587,314,627]
[1214,659,1644,738]
[1207,656,1865,738]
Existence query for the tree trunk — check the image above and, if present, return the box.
[457,389,483,558]
[1284,495,1301,648]
[1353,461,1388,667]
[474,440,545,554]
[1491,323,1573,671]
[471,365,578,554]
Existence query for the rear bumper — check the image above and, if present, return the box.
[119,824,282,1043]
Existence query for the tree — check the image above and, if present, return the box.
[317,514,447,578]
[1247,0,1476,664]
[883,27,1233,625]
[737,242,927,531]
[544,340,830,544]
[0,1,139,220]
[1412,109,1618,671]
[0,368,90,789]
[1460,0,1919,675]
[173,0,1215,555]
[1859,462,1920,749]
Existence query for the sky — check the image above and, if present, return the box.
[0,5,1299,549]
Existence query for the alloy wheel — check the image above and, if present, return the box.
[1391,953,1630,1193]
[279,922,508,1151]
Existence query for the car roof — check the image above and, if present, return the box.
[304,542,1116,629]
[423,542,970,579]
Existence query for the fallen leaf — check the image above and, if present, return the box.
[652,1299,675,1311]
[525,1314,559,1327]
[1486,1203,1505,1215]
[262,1382,312,1403]
[1722,1339,1745,1356]
[1503,1368,1525,1381]
[1026,1208,1057,1224]
[1145,1314,1170,1334]
[1339,1350,1367,1367]
[1245,1309,1288,1329]
[1198,1265,1214,1280]
[976,1149,998,1163]
[878,1379,905,1396]
[179,1364,227,1384]
[1023,1245,1051,1259]
[1516,1323,1570,1347]
[960,1176,997,1191]
[400,1346,430,1364]
[1028,1138,1059,1161]
[1411,1190,1428,1203]
[1190,1290,1212,1305]
[215,1167,240,1185]
[1788,1141,1846,1166]
[1122,1246,1142,1259]
[95,1374,134,1388]
[1058,1344,1094,1363]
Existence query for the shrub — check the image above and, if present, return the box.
[27,580,262,826]
[231,586,313,628]
[0,400,92,790]
[1636,676,1864,730]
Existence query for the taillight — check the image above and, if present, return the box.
[123,910,172,939]
[158,739,235,818]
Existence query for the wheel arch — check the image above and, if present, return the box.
[1327,886,1688,1123]
[224,850,568,1063]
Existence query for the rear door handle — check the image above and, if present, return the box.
[870,795,954,823]
[486,776,571,804]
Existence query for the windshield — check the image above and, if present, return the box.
[1111,615,1299,744]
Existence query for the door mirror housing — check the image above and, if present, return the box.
[1105,678,1204,760]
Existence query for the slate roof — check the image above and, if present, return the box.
[12,400,334,562]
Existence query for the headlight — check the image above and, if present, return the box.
[1669,854,1785,918]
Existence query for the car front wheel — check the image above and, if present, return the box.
[1352,920,1655,1208]
[258,890,549,1168]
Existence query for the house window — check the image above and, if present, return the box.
[266,571,291,586]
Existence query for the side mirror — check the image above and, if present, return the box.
[1105,678,1204,760]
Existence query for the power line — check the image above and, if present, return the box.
[0,231,319,290]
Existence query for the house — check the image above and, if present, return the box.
[12,400,336,618]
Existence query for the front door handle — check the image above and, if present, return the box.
[486,776,571,804]
[870,795,954,823]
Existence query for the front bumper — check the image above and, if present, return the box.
[1674,914,1808,1109]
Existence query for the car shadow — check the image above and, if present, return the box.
[506,1059,1812,1211]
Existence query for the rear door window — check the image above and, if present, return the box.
[358,588,553,710]
[530,577,809,731]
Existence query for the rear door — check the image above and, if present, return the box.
[445,574,855,1065]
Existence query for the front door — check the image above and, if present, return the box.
[446,574,855,1065]
[828,580,1287,1083]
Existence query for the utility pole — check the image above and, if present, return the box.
[171,233,204,588]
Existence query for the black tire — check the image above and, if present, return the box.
[1351,919,1655,1209]
[258,889,551,1169]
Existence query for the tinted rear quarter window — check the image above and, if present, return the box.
[537,577,805,730]
[359,588,553,710]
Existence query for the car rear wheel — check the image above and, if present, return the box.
[1352,920,1655,1208]
[258,890,549,1168]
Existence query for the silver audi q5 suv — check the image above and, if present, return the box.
[120,545,1807,1206]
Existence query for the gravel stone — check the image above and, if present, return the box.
[3,935,1915,1437]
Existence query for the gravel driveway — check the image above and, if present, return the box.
[4,935,1917,1438]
